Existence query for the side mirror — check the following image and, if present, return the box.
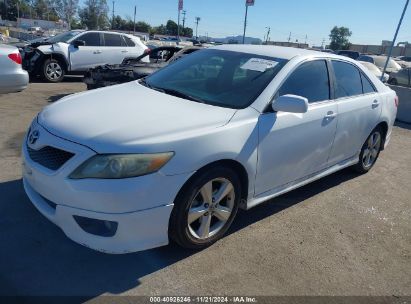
[72,40,85,48]
[272,94,309,113]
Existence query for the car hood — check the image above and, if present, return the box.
[38,81,236,153]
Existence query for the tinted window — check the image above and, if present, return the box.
[78,32,101,46]
[104,33,122,46]
[357,55,373,63]
[146,49,288,109]
[332,61,363,98]
[361,73,376,94]
[124,36,135,47]
[279,60,330,103]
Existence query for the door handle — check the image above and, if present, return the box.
[372,100,380,108]
[93,50,102,54]
[121,50,128,53]
[325,111,337,119]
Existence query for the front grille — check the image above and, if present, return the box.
[27,145,75,171]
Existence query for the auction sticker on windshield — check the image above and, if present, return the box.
[240,58,279,72]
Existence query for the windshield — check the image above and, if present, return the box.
[144,49,288,109]
[48,31,82,43]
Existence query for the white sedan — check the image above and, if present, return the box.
[22,45,398,254]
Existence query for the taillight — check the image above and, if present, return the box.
[8,53,22,65]
[394,96,399,108]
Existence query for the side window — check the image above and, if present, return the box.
[361,73,376,94]
[124,36,135,47]
[279,60,330,103]
[77,32,101,46]
[103,33,122,46]
[332,61,363,98]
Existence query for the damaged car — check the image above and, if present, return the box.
[83,46,202,90]
[22,30,149,82]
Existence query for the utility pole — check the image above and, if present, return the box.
[195,17,200,40]
[112,1,115,30]
[133,5,136,34]
[381,0,409,80]
[304,34,307,44]
[321,38,325,49]
[265,26,270,44]
[288,32,291,42]
[182,10,186,30]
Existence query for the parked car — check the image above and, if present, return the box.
[358,61,389,82]
[396,56,411,62]
[357,55,402,74]
[22,45,397,254]
[337,50,360,60]
[22,30,149,82]
[389,68,410,87]
[0,44,29,94]
[84,46,202,89]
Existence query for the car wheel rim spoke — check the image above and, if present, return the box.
[198,214,212,238]
[363,132,381,168]
[188,178,235,240]
[214,205,231,221]
[188,206,208,224]
[200,181,213,204]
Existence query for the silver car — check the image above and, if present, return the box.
[0,44,29,94]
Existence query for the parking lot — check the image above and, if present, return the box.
[0,80,410,299]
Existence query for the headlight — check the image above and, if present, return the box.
[69,152,174,179]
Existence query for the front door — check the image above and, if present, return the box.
[255,59,338,196]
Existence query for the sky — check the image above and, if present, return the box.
[108,0,411,46]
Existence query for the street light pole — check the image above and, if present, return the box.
[195,17,200,40]
[381,0,409,81]
[242,4,248,44]
[133,5,136,34]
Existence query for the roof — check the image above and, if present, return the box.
[212,44,339,60]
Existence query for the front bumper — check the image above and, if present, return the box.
[22,120,193,253]
[23,178,173,254]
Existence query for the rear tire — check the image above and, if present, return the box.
[389,78,398,85]
[169,166,241,249]
[42,58,65,83]
[352,127,383,174]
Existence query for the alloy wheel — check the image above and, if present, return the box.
[187,178,235,240]
[362,131,381,168]
[45,62,63,81]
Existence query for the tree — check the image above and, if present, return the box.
[329,26,352,50]
[165,19,177,35]
[78,0,109,29]
[54,0,79,29]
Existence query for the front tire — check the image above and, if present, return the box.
[352,127,383,174]
[169,166,241,249]
[42,58,65,83]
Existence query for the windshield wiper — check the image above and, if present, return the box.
[156,88,206,103]
[140,80,205,103]
[139,78,165,93]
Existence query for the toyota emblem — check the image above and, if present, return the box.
[28,130,40,145]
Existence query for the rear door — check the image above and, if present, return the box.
[69,32,104,71]
[101,33,128,65]
[327,60,382,166]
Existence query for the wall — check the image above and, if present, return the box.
[350,44,411,56]
[389,85,411,123]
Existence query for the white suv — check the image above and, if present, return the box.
[23,30,149,82]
